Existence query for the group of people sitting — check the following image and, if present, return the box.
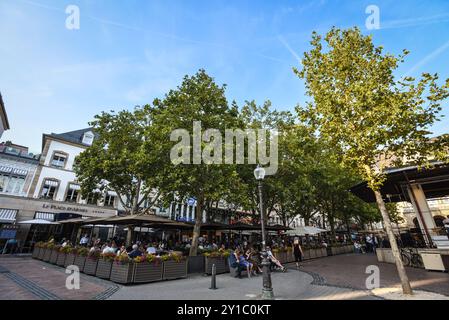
[229,246,289,278]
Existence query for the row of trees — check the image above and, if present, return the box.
[75,27,449,294]
[74,69,380,256]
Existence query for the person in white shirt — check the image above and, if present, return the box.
[80,234,89,247]
[147,244,157,255]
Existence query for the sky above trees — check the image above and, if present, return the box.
[1,0,449,153]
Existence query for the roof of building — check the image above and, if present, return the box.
[0,92,10,131]
[42,127,97,149]
[350,162,449,203]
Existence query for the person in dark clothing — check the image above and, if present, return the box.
[128,244,143,259]
[293,240,304,269]
[229,249,244,278]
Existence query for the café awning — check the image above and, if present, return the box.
[102,214,174,225]
[18,219,60,225]
[0,209,17,223]
[350,162,449,203]
[286,226,328,236]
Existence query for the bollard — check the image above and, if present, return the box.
[210,264,217,290]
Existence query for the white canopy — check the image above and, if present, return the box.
[286,226,328,236]
[18,219,60,225]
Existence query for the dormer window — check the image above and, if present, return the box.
[82,131,94,146]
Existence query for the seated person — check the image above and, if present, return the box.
[238,249,254,278]
[265,246,286,272]
[229,249,244,278]
[128,244,143,259]
[148,243,158,254]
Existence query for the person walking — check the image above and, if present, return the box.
[293,239,304,269]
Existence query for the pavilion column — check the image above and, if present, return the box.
[406,183,437,246]
[180,204,185,219]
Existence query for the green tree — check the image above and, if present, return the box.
[295,27,449,294]
[147,69,241,256]
[74,107,162,215]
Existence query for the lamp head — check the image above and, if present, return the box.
[254,165,266,180]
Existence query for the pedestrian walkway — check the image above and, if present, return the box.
[299,253,449,296]
[0,256,116,300]
[1,254,447,300]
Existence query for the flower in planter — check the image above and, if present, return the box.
[114,253,131,265]
[35,241,44,248]
[77,247,89,257]
[134,254,162,265]
[60,245,73,254]
[100,252,117,261]
[87,249,100,260]
[53,245,62,252]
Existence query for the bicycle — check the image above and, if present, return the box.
[400,247,424,269]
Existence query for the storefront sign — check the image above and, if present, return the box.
[0,225,19,239]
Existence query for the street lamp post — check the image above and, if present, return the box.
[254,165,274,300]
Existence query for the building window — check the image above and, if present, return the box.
[86,192,100,205]
[0,173,26,194]
[41,179,59,199]
[51,152,68,168]
[104,192,116,207]
[82,132,94,146]
[65,183,80,202]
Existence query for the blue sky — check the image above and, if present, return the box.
[1,0,449,153]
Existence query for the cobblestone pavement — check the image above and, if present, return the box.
[1,254,447,300]
[0,256,117,300]
[298,253,449,296]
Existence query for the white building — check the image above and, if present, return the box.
[0,142,39,197]
[0,93,10,138]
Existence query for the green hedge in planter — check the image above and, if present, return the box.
[162,254,187,280]
[95,253,115,279]
[133,255,163,283]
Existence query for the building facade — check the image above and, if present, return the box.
[0,93,9,138]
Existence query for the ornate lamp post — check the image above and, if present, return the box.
[254,165,274,300]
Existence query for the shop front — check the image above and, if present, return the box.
[0,194,117,251]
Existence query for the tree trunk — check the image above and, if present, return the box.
[374,189,413,295]
[131,179,141,215]
[189,197,203,256]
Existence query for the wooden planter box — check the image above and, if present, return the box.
[37,247,45,260]
[83,257,99,275]
[56,252,67,266]
[303,249,310,260]
[322,248,328,257]
[286,251,294,263]
[187,256,205,274]
[96,259,113,279]
[32,246,40,259]
[64,253,76,268]
[205,257,227,275]
[42,248,52,262]
[110,262,134,284]
[331,247,342,255]
[133,261,163,283]
[49,249,59,264]
[74,255,86,272]
[346,245,354,254]
[163,260,187,280]
[309,249,317,259]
